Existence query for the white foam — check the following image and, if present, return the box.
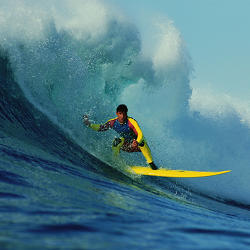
[0,0,48,43]
[190,87,250,126]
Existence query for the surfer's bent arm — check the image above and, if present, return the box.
[128,118,144,145]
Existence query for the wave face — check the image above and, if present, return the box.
[1,0,250,204]
[1,0,250,248]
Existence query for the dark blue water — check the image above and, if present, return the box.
[1,2,250,248]
[2,139,250,250]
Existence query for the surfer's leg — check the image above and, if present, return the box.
[139,141,153,164]
[139,141,158,170]
[112,137,125,157]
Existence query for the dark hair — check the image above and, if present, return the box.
[116,104,128,113]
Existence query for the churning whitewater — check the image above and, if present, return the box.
[1,0,250,249]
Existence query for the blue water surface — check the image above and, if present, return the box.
[1,138,250,250]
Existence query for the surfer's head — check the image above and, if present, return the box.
[116,104,128,123]
[116,104,128,114]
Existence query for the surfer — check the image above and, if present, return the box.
[83,104,158,170]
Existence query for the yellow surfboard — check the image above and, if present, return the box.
[130,166,231,178]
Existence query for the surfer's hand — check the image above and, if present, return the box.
[83,115,90,126]
[132,139,138,148]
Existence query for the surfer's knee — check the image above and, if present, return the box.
[112,137,125,156]
[112,138,122,147]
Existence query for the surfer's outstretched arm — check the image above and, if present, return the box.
[83,115,112,132]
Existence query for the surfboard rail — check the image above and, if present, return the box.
[130,166,231,178]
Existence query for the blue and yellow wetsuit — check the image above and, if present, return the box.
[89,117,153,164]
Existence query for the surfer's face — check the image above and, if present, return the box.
[116,111,127,124]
